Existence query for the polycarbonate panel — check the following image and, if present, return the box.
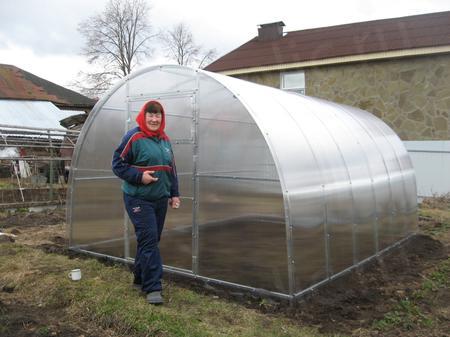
[210,78,355,282]
[231,89,329,291]
[70,178,124,256]
[301,97,377,262]
[172,143,194,173]
[198,119,277,179]
[198,74,254,123]
[365,113,417,236]
[349,109,409,248]
[76,108,126,171]
[161,198,193,270]
[102,84,128,110]
[127,198,193,271]
[128,66,198,97]
[197,177,287,293]
[129,96,194,140]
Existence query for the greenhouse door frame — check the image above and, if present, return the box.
[123,90,199,275]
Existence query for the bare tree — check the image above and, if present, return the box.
[160,23,216,68]
[77,0,153,96]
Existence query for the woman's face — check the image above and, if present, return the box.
[145,112,162,131]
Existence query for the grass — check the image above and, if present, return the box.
[372,200,450,333]
[0,243,330,337]
[373,299,434,331]
[0,181,15,189]
[418,208,450,235]
[372,257,450,332]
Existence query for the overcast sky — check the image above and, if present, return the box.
[1,0,449,91]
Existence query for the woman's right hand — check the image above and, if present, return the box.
[141,170,158,184]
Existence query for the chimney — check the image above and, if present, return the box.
[257,21,285,41]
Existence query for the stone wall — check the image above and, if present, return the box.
[235,72,280,88]
[233,54,450,140]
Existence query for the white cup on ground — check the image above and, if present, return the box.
[68,268,82,281]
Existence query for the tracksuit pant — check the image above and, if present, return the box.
[123,193,168,293]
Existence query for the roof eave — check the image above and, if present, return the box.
[217,45,450,75]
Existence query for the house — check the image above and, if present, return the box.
[205,11,450,141]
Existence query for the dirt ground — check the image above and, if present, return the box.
[0,301,118,337]
[1,206,449,337]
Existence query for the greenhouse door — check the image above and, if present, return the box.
[124,93,197,272]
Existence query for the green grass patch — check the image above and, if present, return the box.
[373,299,433,330]
[0,243,328,337]
[373,257,450,331]
[0,181,15,189]
[418,208,450,236]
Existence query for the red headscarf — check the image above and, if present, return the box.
[135,100,169,140]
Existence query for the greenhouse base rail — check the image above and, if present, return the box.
[69,247,293,302]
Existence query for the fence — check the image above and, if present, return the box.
[404,141,450,198]
[0,124,79,209]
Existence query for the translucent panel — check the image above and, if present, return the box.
[161,198,193,270]
[303,98,377,262]
[368,114,417,237]
[129,95,195,120]
[172,143,194,174]
[70,177,124,257]
[71,169,116,179]
[128,96,195,140]
[239,93,328,291]
[76,108,126,171]
[218,79,354,282]
[349,108,409,248]
[197,177,287,293]
[165,115,193,140]
[102,84,128,110]
[128,66,198,98]
[198,119,277,179]
[198,74,253,123]
[127,198,193,271]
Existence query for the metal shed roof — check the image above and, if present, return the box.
[0,100,80,130]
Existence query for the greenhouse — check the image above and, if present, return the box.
[68,65,417,300]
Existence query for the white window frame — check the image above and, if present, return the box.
[280,70,305,95]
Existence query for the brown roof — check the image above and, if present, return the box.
[205,11,450,72]
[0,64,96,109]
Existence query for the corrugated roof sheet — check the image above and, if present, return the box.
[0,64,96,109]
[0,100,80,130]
[205,11,450,72]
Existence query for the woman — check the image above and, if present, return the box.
[112,100,180,305]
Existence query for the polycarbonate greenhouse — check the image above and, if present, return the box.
[68,65,417,300]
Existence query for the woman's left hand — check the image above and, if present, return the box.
[169,197,181,209]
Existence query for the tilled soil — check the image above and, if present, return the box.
[0,208,65,229]
[291,234,448,335]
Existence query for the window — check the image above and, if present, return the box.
[280,71,305,95]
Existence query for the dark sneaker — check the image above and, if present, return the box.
[147,291,163,304]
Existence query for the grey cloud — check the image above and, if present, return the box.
[0,0,107,56]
